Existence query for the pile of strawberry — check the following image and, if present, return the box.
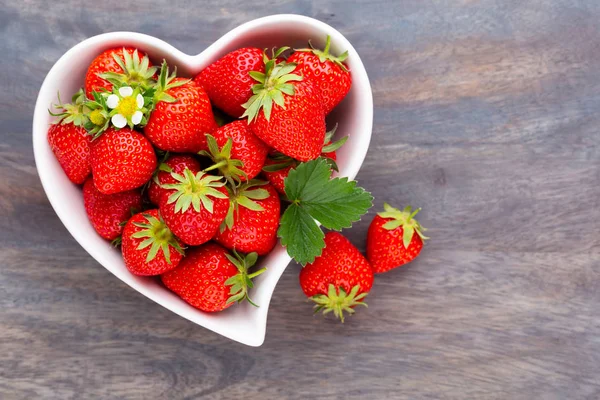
[47,37,427,321]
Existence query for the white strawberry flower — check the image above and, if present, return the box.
[106,86,145,128]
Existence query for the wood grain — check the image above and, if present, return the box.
[2,0,600,398]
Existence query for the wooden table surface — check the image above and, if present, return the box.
[2,1,600,398]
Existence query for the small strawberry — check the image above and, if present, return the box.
[262,125,347,194]
[121,209,184,276]
[159,169,229,246]
[242,55,326,162]
[288,36,352,115]
[144,63,218,153]
[194,47,265,118]
[89,127,157,194]
[47,89,92,184]
[299,232,374,322]
[83,177,142,241]
[148,154,201,205]
[161,243,265,312]
[200,121,269,183]
[84,47,157,99]
[261,154,292,195]
[214,180,280,255]
[367,203,428,273]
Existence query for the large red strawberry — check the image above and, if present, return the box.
[89,127,157,194]
[201,120,268,183]
[288,36,352,115]
[144,63,218,153]
[147,154,201,205]
[158,169,229,246]
[262,125,346,194]
[121,209,184,276]
[194,47,265,118]
[84,47,156,99]
[47,89,91,184]
[214,181,280,255]
[367,203,428,273]
[299,232,374,322]
[83,177,142,241]
[242,56,326,162]
[161,243,265,312]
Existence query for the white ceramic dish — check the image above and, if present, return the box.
[32,14,373,346]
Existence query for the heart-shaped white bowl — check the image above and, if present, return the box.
[32,14,373,346]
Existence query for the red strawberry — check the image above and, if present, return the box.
[261,156,292,195]
[148,154,201,205]
[262,125,346,194]
[161,243,265,312]
[201,120,269,183]
[144,63,218,153]
[299,232,374,322]
[367,204,428,273]
[194,47,265,118]
[214,181,280,255]
[288,36,352,115]
[242,57,326,162]
[121,209,184,276]
[158,169,229,246]
[89,127,157,194]
[83,177,142,241]
[47,89,91,184]
[84,47,156,99]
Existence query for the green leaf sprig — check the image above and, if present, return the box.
[277,158,373,264]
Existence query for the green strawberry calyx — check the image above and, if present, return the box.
[99,48,158,92]
[295,35,350,73]
[131,212,184,264]
[378,203,429,248]
[319,124,347,172]
[224,249,266,307]
[321,124,347,153]
[310,284,368,323]
[151,60,189,104]
[241,47,302,123]
[82,90,112,137]
[220,180,270,232]
[48,88,88,127]
[200,134,247,185]
[162,169,228,214]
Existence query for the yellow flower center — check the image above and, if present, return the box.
[89,109,106,126]
[117,96,137,118]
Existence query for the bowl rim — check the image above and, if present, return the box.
[32,14,373,347]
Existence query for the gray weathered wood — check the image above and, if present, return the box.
[2,0,600,398]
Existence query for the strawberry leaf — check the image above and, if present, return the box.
[301,176,372,230]
[278,158,373,264]
[278,203,325,264]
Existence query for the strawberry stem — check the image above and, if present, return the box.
[203,160,229,172]
[323,35,331,55]
[247,268,266,279]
